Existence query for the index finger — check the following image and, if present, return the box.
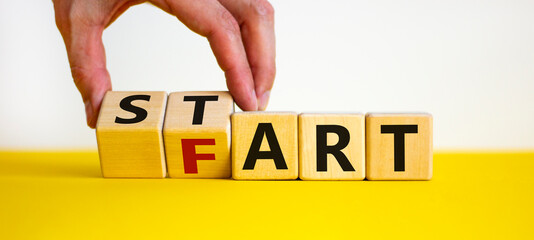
[151,0,258,111]
[218,0,276,110]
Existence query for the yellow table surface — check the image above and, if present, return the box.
[0,151,533,239]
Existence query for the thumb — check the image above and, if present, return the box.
[59,21,111,128]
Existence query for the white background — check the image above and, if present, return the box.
[1,0,533,150]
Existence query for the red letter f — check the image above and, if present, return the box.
[181,139,216,174]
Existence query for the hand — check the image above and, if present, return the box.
[53,0,276,128]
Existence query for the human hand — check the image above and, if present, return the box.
[53,0,275,128]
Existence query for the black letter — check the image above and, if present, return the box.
[316,125,355,172]
[115,95,151,124]
[183,96,219,125]
[243,123,288,170]
[381,125,418,171]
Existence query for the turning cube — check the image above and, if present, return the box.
[96,91,168,178]
[299,113,365,180]
[163,91,234,178]
[232,112,298,180]
[365,113,433,180]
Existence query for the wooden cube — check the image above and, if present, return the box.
[163,91,234,178]
[299,113,365,180]
[232,112,298,180]
[365,113,433,180]
[96,91,168,178]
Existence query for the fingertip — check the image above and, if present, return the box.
[250,89,258,110]
[85,101,96,129]
[224,66,257,111]
[84,82,109,129]
[233,88,258,111]
[257,90,271,111]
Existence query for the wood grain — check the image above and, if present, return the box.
[232,112,298,180]
[163,91,233,178]
[299,113,365,180]
[96,91,167,178]
[365,113,433,180]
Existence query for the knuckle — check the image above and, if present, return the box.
[70,66,90,85]
[70,66,93,100]
[70,66,111,100]
[249,0,274,20]
[70,66,99,86]
[217,9,241,38]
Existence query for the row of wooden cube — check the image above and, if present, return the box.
[96,91,432,180]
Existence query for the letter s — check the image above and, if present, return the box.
[115,95,151,124]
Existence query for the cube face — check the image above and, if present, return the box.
[232,112,298,180]
[365,113,433,180]
[163,91,233,178]
[96,91,168,178]
[299,113,365,180]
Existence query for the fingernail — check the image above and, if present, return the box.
[258,90,271,111]
[84,101,94,128]
[250,89,258,111]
